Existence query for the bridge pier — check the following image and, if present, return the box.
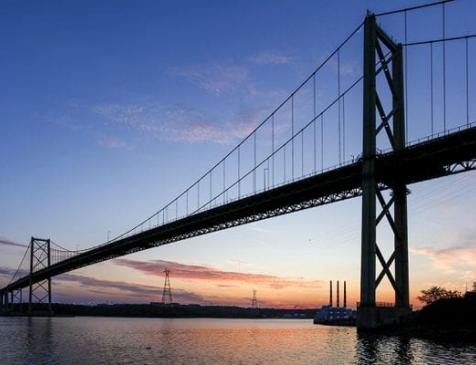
[4,291,9,312]
[358,14,411,330]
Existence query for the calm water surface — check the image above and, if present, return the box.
[0,317,475,364]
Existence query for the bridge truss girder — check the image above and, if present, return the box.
[444,158,476,175]
[2,125,475,300]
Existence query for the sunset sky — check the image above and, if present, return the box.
[1,0,475,309]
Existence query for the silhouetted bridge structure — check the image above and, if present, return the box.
[2,1,475,329]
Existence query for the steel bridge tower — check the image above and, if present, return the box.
[0,237,53,314]
[357,14,410,329]
[28,237,53,314]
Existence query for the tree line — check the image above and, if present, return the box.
[418,282,476,305]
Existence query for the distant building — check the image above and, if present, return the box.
[314,305,355,324]
[313,280,356,326]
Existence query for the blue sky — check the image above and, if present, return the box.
[1,0,475,307]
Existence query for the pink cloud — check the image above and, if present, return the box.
[114,258,322,290]
[54,273,208,304]
[95,103,259,145]
[174,64,249,95]
[411,244,476,273]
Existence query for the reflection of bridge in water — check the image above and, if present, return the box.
[2,1,476,329]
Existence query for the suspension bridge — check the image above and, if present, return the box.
[1,0,475,329]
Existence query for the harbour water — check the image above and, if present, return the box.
[0,317,475,364]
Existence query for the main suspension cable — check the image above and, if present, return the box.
[375,0,456,17]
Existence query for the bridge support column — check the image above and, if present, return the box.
[0,292,4,312]
[393,40,410,310]
[5,291,9,311]
[358,14,411,330]
[10,288,24,313]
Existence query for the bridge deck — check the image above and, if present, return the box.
[2,126,475,294]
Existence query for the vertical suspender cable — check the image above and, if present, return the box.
[238,147,241,198]
[466,37,469,125]
[343,95,346,162]
[404,10,409,142]
[209,171,212,207]
[321,114,324,171]
[284,144,287,182]
[337,50,342,164]
[313,74,317,173]
[223,160,226,204]
[272,114,275,186]
[301,131,304,176]
[253,133,257,192]
[430,43,434,134]
[291,95,295,180]
[442,2,447,132]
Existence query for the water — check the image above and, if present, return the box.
[0,317,475,365]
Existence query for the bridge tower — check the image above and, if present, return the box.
[358,14,410,329]
[28,237,53,315]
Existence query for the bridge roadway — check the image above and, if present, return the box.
[2,126,475,295]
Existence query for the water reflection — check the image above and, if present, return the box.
[356,333,378,364]
[394,337,413,365]
[356,333,414,365]
[0,317,475,365]
[25,317,55,365]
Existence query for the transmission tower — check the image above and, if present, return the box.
[161,269,173,304]
[251,289,258,309]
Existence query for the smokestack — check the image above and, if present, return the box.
[337,280,340,307]
[329,280,333,307]
[344,281,347,308]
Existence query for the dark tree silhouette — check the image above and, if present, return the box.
[418,286,462,305]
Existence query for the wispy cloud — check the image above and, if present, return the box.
[98,135,130,150]
[0,266,15,276]
[114,258,322,290]
[249,51,293,65]
[55,273,208,304]
[411,242,476,274]
[0,237,27,248]
[46,109,133,150]
[0,265,209,304]
[95,103,258,144]
[174,64,249,95]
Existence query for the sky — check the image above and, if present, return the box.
[1,0,476,309]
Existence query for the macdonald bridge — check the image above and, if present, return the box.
[1,1,476,329]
